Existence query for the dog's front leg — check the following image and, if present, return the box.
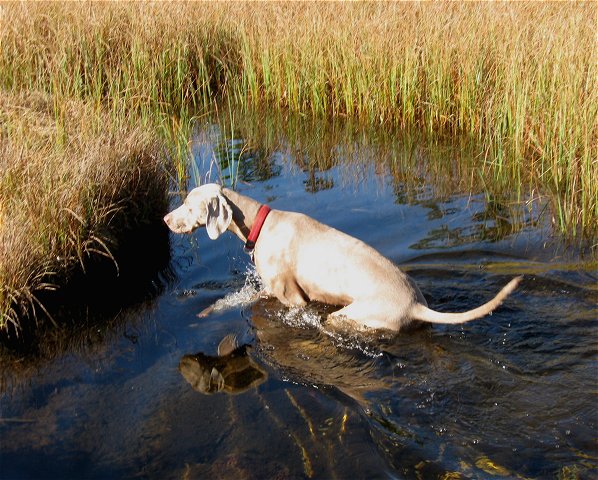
[266,277,309,308]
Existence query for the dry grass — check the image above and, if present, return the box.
[0,91,167,331]
[0,1,594,236]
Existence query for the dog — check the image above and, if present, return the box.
[164,183,521,332]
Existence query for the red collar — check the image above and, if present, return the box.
[244,205,271,254]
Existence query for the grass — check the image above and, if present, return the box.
[0,91,167,332]
[0,2,596,330]
[0,2,594,236]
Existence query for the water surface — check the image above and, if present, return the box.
[1,117,596,479]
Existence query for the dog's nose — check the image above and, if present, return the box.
[163,213,174,229]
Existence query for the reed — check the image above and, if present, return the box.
[0,92,167,332]
[0,2,595,232]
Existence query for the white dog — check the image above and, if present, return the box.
[164,184,520,332]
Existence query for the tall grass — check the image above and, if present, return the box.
[1,2,594,236]
[0,92,167,331]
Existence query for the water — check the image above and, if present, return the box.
[1,117,597,479]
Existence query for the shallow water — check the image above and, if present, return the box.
[1,118,597,479]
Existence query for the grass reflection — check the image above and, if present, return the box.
[188,110,553,249]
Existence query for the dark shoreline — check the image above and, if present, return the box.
[0,218,172,354]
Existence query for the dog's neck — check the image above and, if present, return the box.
[222,188,263,243]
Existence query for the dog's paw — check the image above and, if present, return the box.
[197,305,214,318]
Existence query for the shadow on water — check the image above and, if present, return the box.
[0,220,172,382]
[1,110,597,479]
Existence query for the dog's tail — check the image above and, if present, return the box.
[410,276,522,325]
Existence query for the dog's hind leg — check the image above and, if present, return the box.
[326,302,392,332]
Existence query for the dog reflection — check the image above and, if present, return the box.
[179,334,267,395]
[249,298,393,406]
[181,299,395,404]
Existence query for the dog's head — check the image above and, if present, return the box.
[179,336,267,395]
[163,183,232,239]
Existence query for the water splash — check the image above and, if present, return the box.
[276,306,322,329]
[203,267,263,314]
[202,270,384,360]
[320,328,384,359]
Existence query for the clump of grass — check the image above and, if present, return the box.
[0,91,167,332]
[0,2,237,117]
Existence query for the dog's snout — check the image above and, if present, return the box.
[164,210,191,233]
[163,212,178,231]
[163,211,182,231]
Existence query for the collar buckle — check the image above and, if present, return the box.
[243,241,255,255]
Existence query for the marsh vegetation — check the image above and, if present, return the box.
[0,2,596,330]
[0,92,167,331]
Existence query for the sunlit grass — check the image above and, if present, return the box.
[1,2,594,236]
[0,92,167,332]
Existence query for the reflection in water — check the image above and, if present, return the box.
[249,298,393,407]
[179,335,267,395]
[180,287,391,406]
[304,172,334,193]
[189,111,558,251]
[412,196,541,249]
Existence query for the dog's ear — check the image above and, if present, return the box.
[206,192,232,240]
